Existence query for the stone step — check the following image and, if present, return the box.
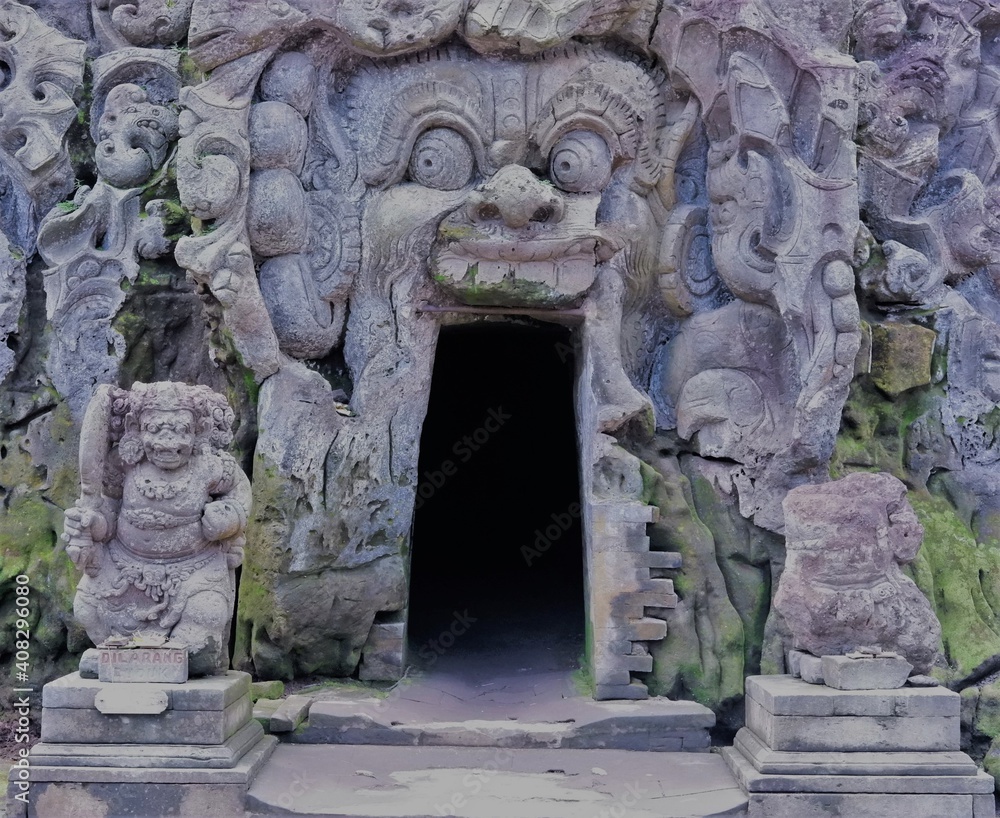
[291,694,714,752]
[246,745,749,817]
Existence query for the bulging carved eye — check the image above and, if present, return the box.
[548,130,612,193]
[407,127,474,190]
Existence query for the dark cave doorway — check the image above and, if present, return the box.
[407,320,585,676]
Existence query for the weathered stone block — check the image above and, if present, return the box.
[734,727,978,777]
[43,671,250,712]
[41,696,251,745]
[821,654,913,690]
[870,322,936,397]
[745,675,958,718]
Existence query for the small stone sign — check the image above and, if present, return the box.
[94,685,169,715]
[97,647,188,683]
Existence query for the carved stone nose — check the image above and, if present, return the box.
[466,164,565,229]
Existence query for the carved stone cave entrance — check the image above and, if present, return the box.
[407,320,585,674]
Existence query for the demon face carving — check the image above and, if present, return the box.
[343,45,665,309]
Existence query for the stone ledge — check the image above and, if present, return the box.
[14,735,276,786]
[42,671,251,711]
[28,721,265,769]
[734,728,979,777]
[725,746,994,795]
[746,696,960,752]
[299,696,715,750]
[745,675,958,718]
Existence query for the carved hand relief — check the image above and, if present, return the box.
[64,382,249,675]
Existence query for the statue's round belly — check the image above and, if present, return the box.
[117,512,206,560]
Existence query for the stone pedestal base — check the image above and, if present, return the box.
[7,671,276,818]
[724,676,995,818]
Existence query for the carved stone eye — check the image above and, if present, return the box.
[407,127,474,190]
[548,130,612,193]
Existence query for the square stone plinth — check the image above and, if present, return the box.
[745,675,960,753]
[725,746,994,818]
[42,670,249,710]
[40,671,252,745]
[8,734,276,818]
[726,676,995,818]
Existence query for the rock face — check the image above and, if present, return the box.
[0,0,997,747]
[62,382,249,675]
[775,473,940,675]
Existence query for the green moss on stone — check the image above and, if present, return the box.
[637,455,745,711]
[908,492,1000,679]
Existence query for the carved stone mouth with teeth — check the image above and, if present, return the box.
[431,196,621,307]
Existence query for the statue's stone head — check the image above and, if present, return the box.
[344,44,666,307]
[96,83,179,189]
[116,381,235,469]
[774,472,940,674]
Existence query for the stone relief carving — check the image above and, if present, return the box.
[853,0,1000,547]
[0,1,84,384]
[774,472,940,676]
[0,1,85,250]
[158,0,869,687]
[6,0,999,708]
[92,0,195,51]
[654,3,862,532]
[38,54,180,419]
[63,382,249,675]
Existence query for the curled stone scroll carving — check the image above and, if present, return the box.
[39,54,180,418]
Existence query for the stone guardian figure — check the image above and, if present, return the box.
[62,382,250,675]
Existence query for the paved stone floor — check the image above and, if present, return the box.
[247,744,748,817]
[248,608,747,816]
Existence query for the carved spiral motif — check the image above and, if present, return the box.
[407,127,474,190]
[548,130,612,193]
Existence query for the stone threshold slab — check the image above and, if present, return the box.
[724,746,995,794]
[298,695,714,751]
[745,675,957,717]
[734,728,978,776]
[29,721,265,769]
[16,735,277,786]
[247,745,748,817]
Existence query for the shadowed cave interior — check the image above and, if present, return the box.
[407,320,585,675]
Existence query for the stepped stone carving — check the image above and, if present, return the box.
[62,382,250,676]
[774,472,940,675]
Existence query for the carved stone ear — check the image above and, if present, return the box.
[117,431,144,466]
